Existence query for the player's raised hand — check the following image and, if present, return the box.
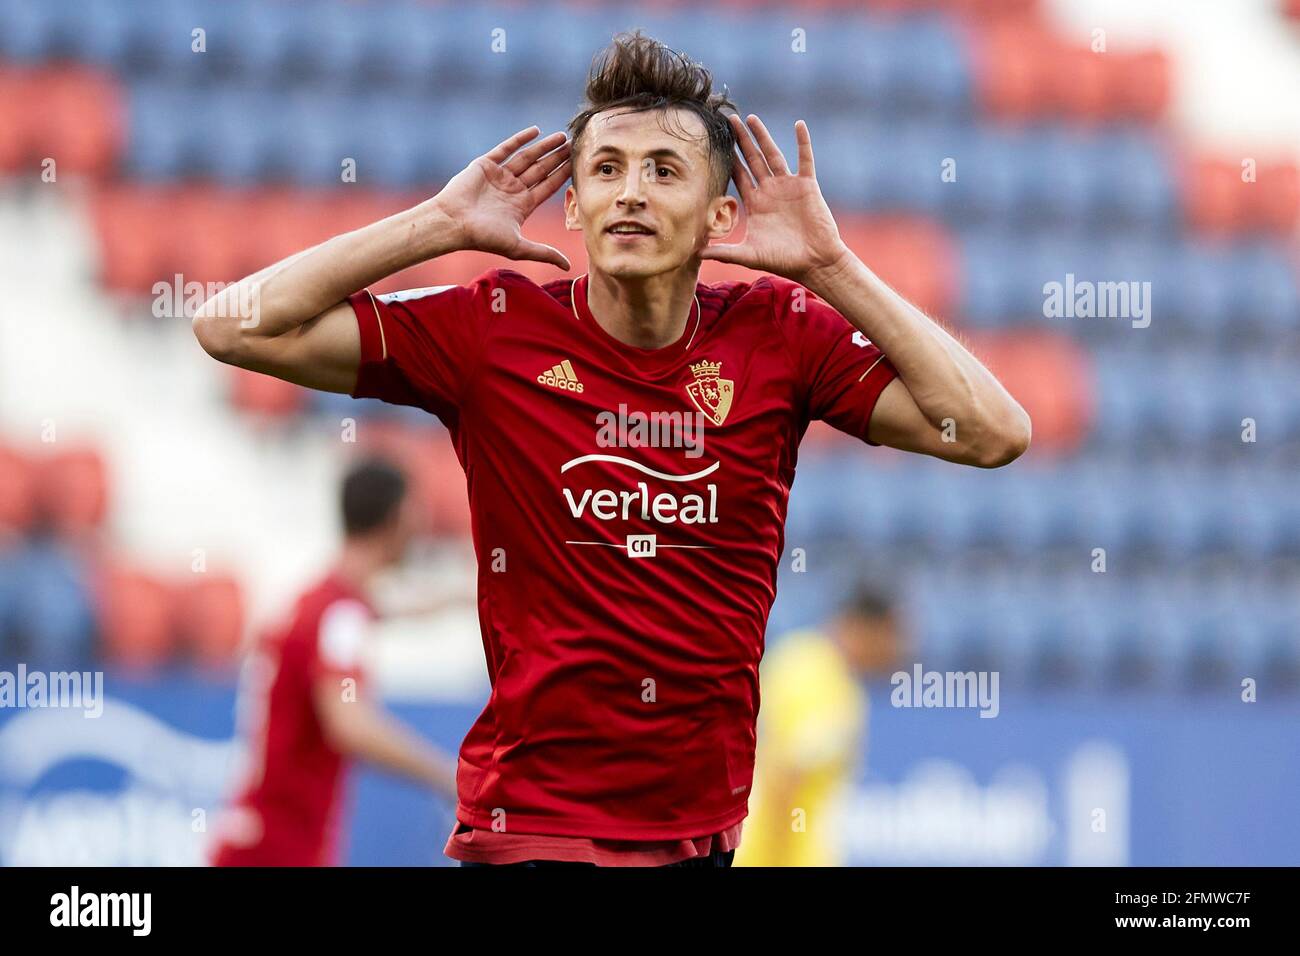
[433,126,573,271]
[699,115,849,284]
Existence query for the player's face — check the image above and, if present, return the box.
[564,107,738,280]
[838,616,902,677]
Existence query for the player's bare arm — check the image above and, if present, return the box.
[191,126,573,393]
[312,676,458,802]
[702,113,1032,468]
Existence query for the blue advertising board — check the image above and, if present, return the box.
[1,673,1296,865]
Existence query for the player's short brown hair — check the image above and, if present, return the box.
[567,30,737,196]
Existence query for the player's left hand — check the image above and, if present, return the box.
[699,114,851,285]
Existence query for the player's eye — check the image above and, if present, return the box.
[598,163,616,175]
[656,166,674,179]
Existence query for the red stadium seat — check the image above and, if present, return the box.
[0,444,38,533]
[170,187,254,287]
[964,330,1093,455]
[36,67,124,178]
[175,573,247,668]
[1250,162,1300,234]
[0,66,122,178]
[1048,46,1113,124]
[969,18,1054,121]
[947,0,1041,16]
[841,216,957,320]
[1181,157,1253,236]
[245,189,337,267]
[228,366,308,418]
[1112,49,1171,121]
[95,563,176,668]
[40,446,109,538]
[0,69,35,173]
[90,185,173,292]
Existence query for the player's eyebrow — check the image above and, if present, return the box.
[588,144,694,166]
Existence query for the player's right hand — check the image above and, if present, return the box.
[432,126,573,271]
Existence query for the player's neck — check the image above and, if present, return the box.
[586,266,699,350]
[333,541,386,596]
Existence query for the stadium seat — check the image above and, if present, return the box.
[95,562,175,668]
[969,17,1050,121]
[1111,49,1171,122]
[1181,157,1252,236]
[228,367,308,419]
[2,541,98,669]
[964,330,1093,455]
[90,184,171,291]
[40,446,109,539]
[174,573,246,668]
[0,444,37,533]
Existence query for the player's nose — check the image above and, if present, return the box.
[616,166,648,206]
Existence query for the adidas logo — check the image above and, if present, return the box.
[537,359,584,394]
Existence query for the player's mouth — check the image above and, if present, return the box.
[605,220,656,242]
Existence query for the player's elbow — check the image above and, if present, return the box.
[192,311,233,364]
[972,408,1031,468]
[191,284,263,366]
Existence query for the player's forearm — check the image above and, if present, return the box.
[804,248,1031,463]
[331,704,459,800]
[193,199,464,351]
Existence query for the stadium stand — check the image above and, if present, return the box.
[0,0,1297,691]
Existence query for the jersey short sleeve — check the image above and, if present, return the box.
[770,277,899,446]
[347,271,500,424]
[311,597,371,685]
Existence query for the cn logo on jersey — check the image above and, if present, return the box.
[538,359,584,394]
[627,534,657,558]
[685,359,733,426]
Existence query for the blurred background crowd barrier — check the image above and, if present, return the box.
[1,0,1298,865]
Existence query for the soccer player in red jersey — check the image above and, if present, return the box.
[209,458,457,867]
[194,33,1030,867]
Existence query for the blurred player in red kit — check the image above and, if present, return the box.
[194,32,1029,866]
[209,458,457,867]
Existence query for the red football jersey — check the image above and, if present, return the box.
[210,572,374,866]
[347,269,896,841]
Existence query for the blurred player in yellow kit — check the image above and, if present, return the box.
[737,586,902,867]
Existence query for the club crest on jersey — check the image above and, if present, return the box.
[685,360,733,426]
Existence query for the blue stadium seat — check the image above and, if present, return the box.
[1029,129,1099,226]
[125,84,194,179]
[956,231,1022,327]
[1176,244,1236,333]
[203,88,282,184]
[355,0,443,88]
[890,17,970,116]
[5,542,97,669]
[0,0,74,62]
[808,120,871,209]
[942,133,1024,227]
[1093,129,1177,228]
[1230,244,1300,332]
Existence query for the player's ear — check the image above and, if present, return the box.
[706,194,739,240]
[563,184,581,232]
